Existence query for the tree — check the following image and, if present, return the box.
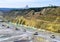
[57,30,60,33]
[19,19,23,24]
[22,21,25,25]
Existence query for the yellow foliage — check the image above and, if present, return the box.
[5,15,60,33]
[25,19,36,27]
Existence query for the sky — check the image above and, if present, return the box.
[0,0,60,8]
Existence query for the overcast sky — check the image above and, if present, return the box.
[0,0,60,8]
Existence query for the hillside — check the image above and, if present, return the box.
[1,6,60,33]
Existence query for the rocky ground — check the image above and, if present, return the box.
[0,19,60,42]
